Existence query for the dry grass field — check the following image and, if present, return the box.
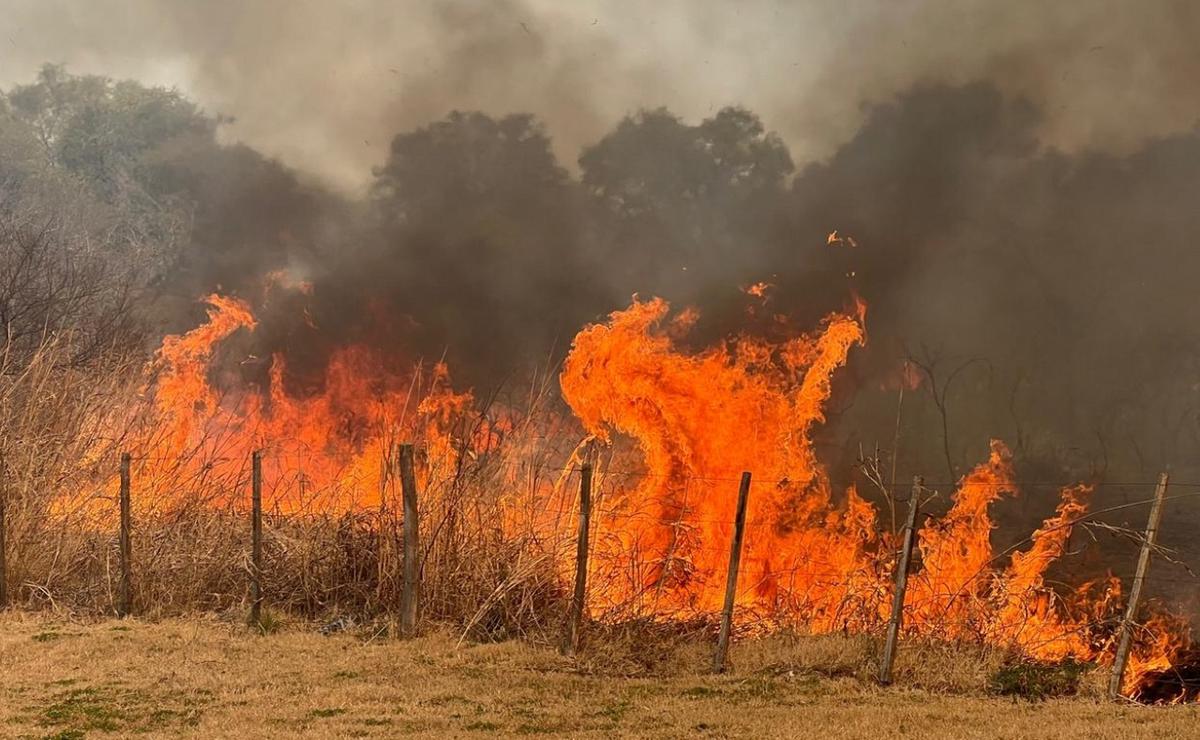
[0,613,1197,739]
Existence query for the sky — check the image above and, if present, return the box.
[3,0,1198,192]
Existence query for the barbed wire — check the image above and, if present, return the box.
[70,446,1200,490]
[70,453,1200,494]
[12,450,1200,603]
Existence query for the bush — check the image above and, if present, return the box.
[989,658,1093,700]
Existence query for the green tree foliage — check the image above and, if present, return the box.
[8,64,213,200]
[0,65,343,346]
[1,64,204,276]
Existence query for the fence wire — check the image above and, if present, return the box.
[4,447,1200,701]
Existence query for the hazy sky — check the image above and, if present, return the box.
[3,0,1198,191]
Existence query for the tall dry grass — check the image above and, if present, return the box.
[1,331,142,610]
[0,199,1166,699]
[2,332,579,644]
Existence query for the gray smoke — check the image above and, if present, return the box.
[3,0,1199,191]
[5,1,1200,510]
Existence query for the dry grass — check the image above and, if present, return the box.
[1,330,575,637]
[0,612,1195,739]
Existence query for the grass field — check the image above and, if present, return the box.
[0,613,1196,739]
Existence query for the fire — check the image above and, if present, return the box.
[71,290,1190,699]
[120,294,469,513]
[560,296,868,615]
[742,281,773,299]
[827,229,858,248]
[558,297,1189,696]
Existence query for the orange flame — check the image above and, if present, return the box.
[74,291,1192,698]
[560,296,867,614]
[123,294,467,512]
[742,281,773,299]
[558,297,1189,694]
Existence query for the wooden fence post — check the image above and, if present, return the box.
[0,462,8,609]
[398,443,420,636]
[1108,471,1169,700]
[878,475,923,684]
[249,450,263,628]
[117,452,132,617]
[713,471,752,673]
[563,463,593,656]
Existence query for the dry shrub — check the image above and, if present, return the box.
[6,432,571,642]
[11,501,569,630]
[414,456,572,643]
[1074,662,1110,700]
[2,338,144,612]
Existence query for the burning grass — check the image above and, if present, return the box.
[2,292,1197,703]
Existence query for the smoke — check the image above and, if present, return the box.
[781,81,1200,484]
[3,1,1199,191]
[4,1,1200,486]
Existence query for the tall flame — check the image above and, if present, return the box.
[126,293,468,512]
[559,297,1189,696]
[71,290,1193,698]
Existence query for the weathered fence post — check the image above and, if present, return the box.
[398,443,420,636]
[1108,471,1169,700]
[713,471,752,673]
[0,461,8,609]
[563,463,593,656]
[249,450,264,629]
[118,452,132,617]
[879,475,923,684]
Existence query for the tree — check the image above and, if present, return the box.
[2,64,350,387]
[7,64,212,202]
[363,111,601,382]
[2,65,203,277]
[579,107,792,312]
[0,193,143,368]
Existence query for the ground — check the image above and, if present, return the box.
[0,613,1196,739]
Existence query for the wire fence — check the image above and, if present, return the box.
[2,446,1199,701]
